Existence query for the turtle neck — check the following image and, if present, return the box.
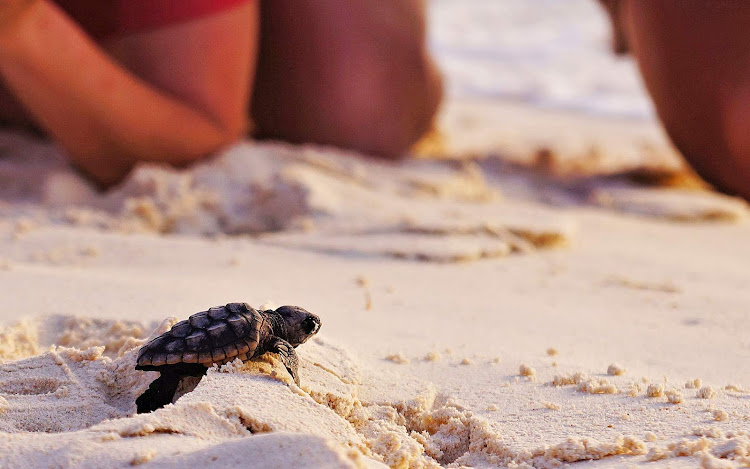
[264,310,286,341]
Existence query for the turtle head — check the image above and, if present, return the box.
[273,306,321,346]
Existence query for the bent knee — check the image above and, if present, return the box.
[662,96,750,200]
[341,54,444,158]
[715,91,750,199]
[252,37,443,158]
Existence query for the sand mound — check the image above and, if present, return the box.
[590,186,749,222]
[0,132,575,262]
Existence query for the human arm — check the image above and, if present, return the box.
[0,0,257,187]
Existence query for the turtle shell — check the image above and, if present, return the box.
[136,303,263,370]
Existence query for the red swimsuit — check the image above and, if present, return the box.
[54,0,250,39]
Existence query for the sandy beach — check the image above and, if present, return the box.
[0,1,749,467]
[0,93,748,468]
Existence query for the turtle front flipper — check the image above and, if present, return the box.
[270,337,299,386]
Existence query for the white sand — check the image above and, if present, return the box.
[0,98,749,468]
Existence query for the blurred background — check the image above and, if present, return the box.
[427,0,653,121]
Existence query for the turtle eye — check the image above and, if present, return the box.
[301,317,317,334]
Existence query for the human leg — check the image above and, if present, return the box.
[251,0,443,158]
[621,0,750,199]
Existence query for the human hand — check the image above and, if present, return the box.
[0,0,38,31]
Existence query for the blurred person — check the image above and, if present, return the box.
[0,0,442,187]
[598,0,750,199]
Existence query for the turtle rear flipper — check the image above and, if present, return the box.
[136,370,182,413]
[136,364,208,413]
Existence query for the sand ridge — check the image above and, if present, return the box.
[2,130,747,268]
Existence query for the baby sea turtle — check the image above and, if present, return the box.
[135,303,321,413]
